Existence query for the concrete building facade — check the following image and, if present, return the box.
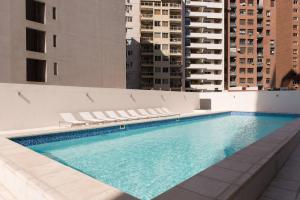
[126,0,141,89]
[0,0,126,88]
[139,0,185,91]
[185,0,225,92]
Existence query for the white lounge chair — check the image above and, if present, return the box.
[161,107,180,116]
[127,110,149,119]
[117,110,140,120]
[147,108,169,117]
[105,111,129,121]
[59,113,87,127]
[79,112,104,124]
[92,111,117,123]
[155,107,178,116]
[137,109,160,118]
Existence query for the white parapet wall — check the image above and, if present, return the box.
[0,83,200,131]
[200,91,300,114]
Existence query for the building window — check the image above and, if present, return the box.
[26,28,46,53]
[162,33,168,38]
[26,58,46,82]
[52,7,56,20]
[155,56,161,61]
[155,79,161,84]
[266,78,270,84]
[154,44,161,50]
[154,32,161,38]
[126,16,132,22]
[247,68,254,74]
[26,0,45,24]
[54,63,58,76]
[162,10,168,15]
[266,30,271,36]
[163,67,169,73]
[53,35,57,47]
[266,68,270,74]
[154,9,161,15]
[162,44,168,50]
[154,21,161,26]
[240,19,246,25]
[247,78,254,83]
[162,21,168,27]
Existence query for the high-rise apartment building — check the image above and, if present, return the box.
[139,0,185,91]
[226,0,300,91]
[126,0,141,89]
[0,0,126,88]
[276,0,300,89]
[185,0,225,92]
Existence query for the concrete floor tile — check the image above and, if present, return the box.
[179,175,230,198]
[262,186,297,200]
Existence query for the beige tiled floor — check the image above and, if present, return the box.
[0,183,16,200]
[259,143,300,200]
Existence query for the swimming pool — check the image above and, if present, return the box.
[12,112,298,199]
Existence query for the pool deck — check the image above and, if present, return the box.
[258,143,300,200]
[0,111,299,200]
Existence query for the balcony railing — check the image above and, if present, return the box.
[141,37,153,42]
[141,14,153,18]
[141,72,154,76]
[170,38,182,42]
[141,26,153,30]
[170,61,182,65]
[141,2,153,6]
[170,15,181,19]
[170,49,182,53]
[170,26,181,31]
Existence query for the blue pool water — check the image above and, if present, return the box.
[21,113,297,199]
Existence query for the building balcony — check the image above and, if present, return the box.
[141,26,153,31]
[170,72,182,77]
[141,61,154,66]
[170,26,181,31]
[230,12,236,18]
[186,53,223,60]
[169,3,181,8]
[190,84,223,91]
[186,11,223,19]
[187,74,223,81]
[141,2,153,7]
[141,72,154,77]
[257,62,263,68]
[257,53,263,58]
[230,71,236,76]
[230,62,236,67]
[170,38,182,43]
[187,64,223,71]
[141,37,153,43]
[187,43,223,49]
[230,23,237,28]
[170,49,182,55]
[230,81,237,87]
[170,15,181,20]
[186,32,223,40]
[257,33,263,39]
[185,1,222,9]
[230,3,237,9]
[257,43,263,49]
[141,14,153,19]
[257,23,263,29]
[230,32,236,38]
[257,72,263,77]
[257,13,263,19]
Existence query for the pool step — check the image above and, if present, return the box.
[0,183,16,200]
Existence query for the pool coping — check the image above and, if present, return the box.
[0,111,300,200]
[154,116,300,200]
